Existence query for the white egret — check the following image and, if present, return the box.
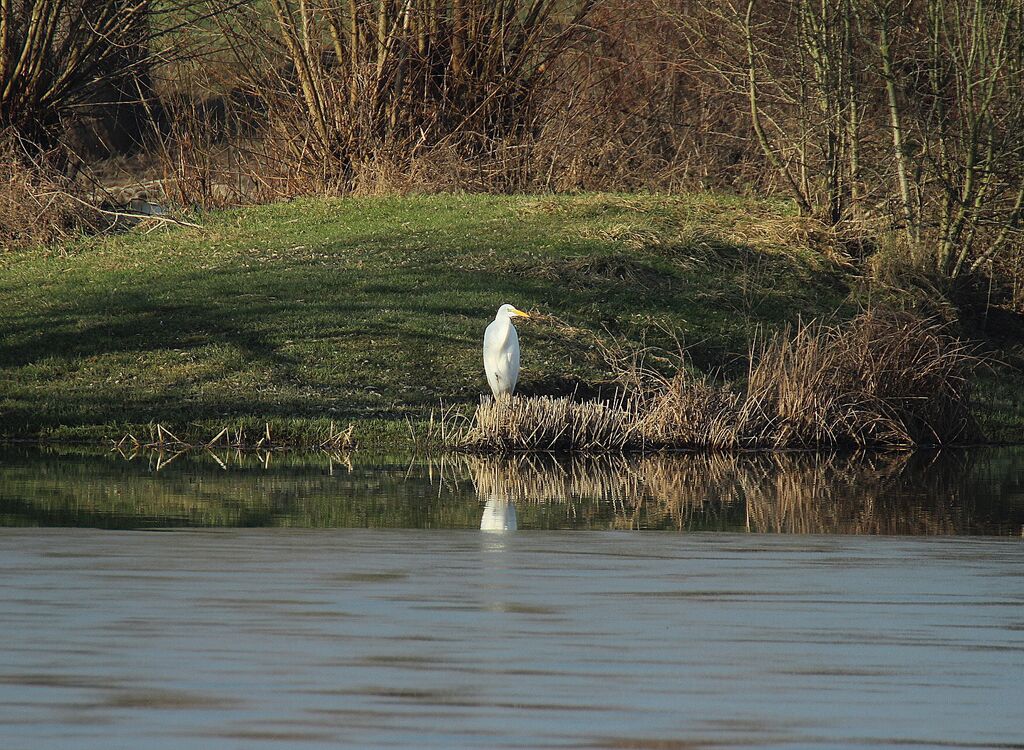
[483,304,530,398]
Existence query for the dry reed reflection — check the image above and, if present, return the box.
[457,451,1013,534]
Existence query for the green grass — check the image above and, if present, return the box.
[1,192,1014,447]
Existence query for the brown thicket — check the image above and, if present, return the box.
[0,0,207,151]
[195,0,597,194]
[740,312,977,447]
[669,0,1024,279]
[2,0,1022,283]
[0,132,102,249]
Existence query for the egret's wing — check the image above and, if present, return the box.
[505,325,520,392]
[483,320,505,395]
[482,320,500,357]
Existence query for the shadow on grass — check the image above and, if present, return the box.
[0,220,849,434]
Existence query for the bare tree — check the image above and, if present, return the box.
[211,0,596,192]
[0,0,206,154]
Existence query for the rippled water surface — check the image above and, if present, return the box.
[2,530,1022,749]
[1,448,1022,748]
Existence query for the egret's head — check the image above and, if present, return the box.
[497,303,530,319]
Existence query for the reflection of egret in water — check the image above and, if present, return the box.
[464,453,738,530]
[471,456,520,531]
[480,496,517,531]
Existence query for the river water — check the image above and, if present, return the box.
[0,447,1022,748]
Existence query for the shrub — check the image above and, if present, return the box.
[0,0,158,149]
[210,0,596,195]
[0,135,101,250]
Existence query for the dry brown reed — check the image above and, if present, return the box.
[741,311,978,447]
[445,310,979,453]
[450,394,642,453]
[635,372,742,449]
[112,421,355,453]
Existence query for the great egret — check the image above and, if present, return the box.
[483,304,530,398]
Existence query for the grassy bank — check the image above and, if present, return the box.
[0,193,1019,447]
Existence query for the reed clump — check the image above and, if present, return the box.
[741,311,978,447]
[445,311,979,453]
[453,394,642,453]
[634,372,742,449]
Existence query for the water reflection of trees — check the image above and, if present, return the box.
[460,451,1024,535]
[1,447,1021,534]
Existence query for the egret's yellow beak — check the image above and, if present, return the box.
[511,308,530,318]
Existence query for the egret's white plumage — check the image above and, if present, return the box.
[483,303,530,398]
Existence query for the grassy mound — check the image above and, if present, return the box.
[1,193,857,443]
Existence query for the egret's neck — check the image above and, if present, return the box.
[492,314,514,340]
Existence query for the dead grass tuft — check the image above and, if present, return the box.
[448,394,641,453]
[742,311,978,447]
[637,371,742,449]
